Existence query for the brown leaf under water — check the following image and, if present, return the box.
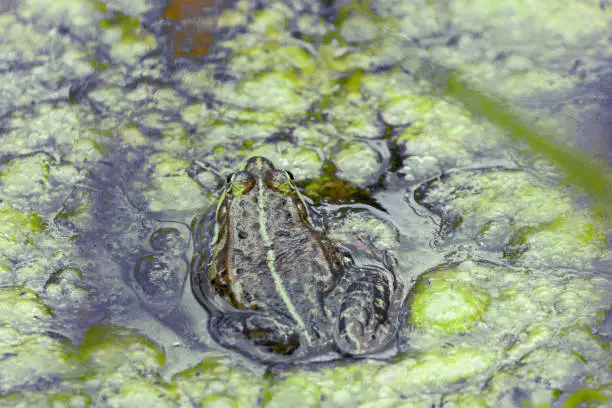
[163,0,221,58]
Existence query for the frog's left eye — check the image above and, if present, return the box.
[226,174,233,184]
[267,169,288,184]
[266,169,293,195]
[286,171,295,181]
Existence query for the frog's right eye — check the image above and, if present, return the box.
[226,174,233,184]
[230,171,255,196]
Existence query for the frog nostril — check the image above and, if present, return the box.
[238,231,248,239]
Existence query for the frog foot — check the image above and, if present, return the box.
[334,265,398,356]
[210,313,300,360]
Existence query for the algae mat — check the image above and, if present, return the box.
[0,0,611,407]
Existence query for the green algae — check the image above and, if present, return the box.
[393,97,496,167]
[104,380,180,408]
[377,346,498,392]
[54,189,92,240]
[220,72,312,119]
[0,154,51,197]
[325,91,385,139]
[553,278,609,327]
[0,334,80,390]
[333,0,384,32]
[441,393,488,408]
[150,155,191,178]
[0,390,91,408]
[0,289,85,395]
[306,70,388,140]
[504,324,554,362]
[172,357,262,407]
[0,287,53,327]
[326,209,399,250]
[43,267,90,310]
[335,69,366,95]
[414,169,608,269]
[408,269,490,335]
[244,143,322,181]
[267,361,387,407]
[71,139,105,163]
[299,161,372,204]
[0,202,45,246]
[422,63,612,222]
[226,43,318,78]
[277,46,318,75]
[97,8,156,63]
[1,0,610,405]
[563,388,609,408]
[0,158,604,404]
[182,104,218,131]
[512,215,608,268]
[144,153,210,212]
[394,258,609,402]
[1,103,104,167]
[73,324,165,376]
[339,13,378,44]
[424,171,574,227]
[250,8,288,38]
[262,375,322,408]
[201,395,240,408]
[292,124,336,148]
[99,9,153,46]
[334,140,381,185]
[380,95,434,126]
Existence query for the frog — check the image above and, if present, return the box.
[190,156,405,364]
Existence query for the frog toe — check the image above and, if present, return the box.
[334,267,398,356]
[243,315,300,355]
[334,305,395,356]
[210,314,300,360]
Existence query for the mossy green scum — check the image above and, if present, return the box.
[421,62,612,224]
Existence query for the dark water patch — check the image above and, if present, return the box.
[68,75,105,104]
[575,74,612,165]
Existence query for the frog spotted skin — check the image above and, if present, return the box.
[191,156,404,363]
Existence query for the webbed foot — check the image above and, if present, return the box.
[210,313,300,362]
[334,261,399,356]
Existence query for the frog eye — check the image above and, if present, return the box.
[286,171,295,181]
[226,174,233,184]
[229,171,255,196]
[265,169,293,194]
[268,169,288,182]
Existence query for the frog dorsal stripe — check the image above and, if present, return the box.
[256,158,311,342]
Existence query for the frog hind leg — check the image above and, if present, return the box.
[333,264,398,356]
[210,313,300,361]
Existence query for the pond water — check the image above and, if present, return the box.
[0,0,610,407]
